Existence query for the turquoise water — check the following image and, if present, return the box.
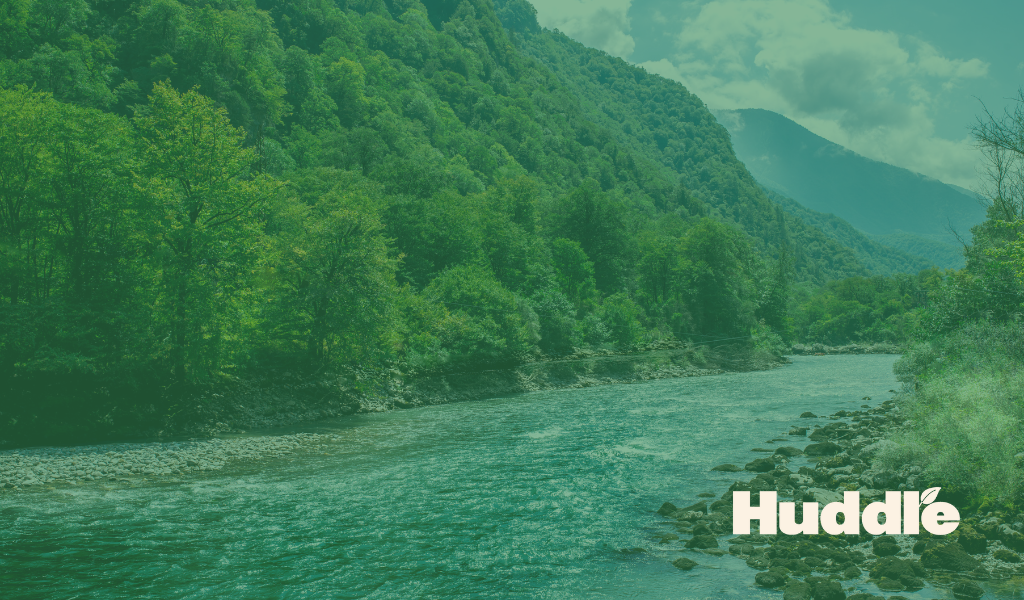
[1,355,1013,599]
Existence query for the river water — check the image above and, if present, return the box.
[0,355,1017,599]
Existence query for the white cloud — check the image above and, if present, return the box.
[636,0,989,189]
[534,0,636,59]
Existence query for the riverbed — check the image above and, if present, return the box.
[1,355,996,599]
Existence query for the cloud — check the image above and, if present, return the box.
[636,0,989,188]
[534,0,635,59]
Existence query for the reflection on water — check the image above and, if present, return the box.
[1,355,1017,599]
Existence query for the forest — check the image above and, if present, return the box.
[0,0,809,442]
[1,0,1022,465]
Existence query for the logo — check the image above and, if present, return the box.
[732,487,959,536]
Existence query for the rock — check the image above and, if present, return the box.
[810,579,845,600]
[657,502,678,516]
[682,500,708,514]
[900,576,924,591]
[804,442,843,456]
[871,534,901,557]
[789,427,808,436]
[1000,524,1024,551]
[801,412,817,418]
[870,557,926,581]
[783,580,812,600]
[921,542,981,572]
[841,566,861,579]
[691,522,713,536]
[755,571,788,588]
[746,556,770,569]
[711,463,742,472]
[951,580,985,599]
[876,578,904,591]
[956,524,987,554]
[672,557,698,570]
[745,458,777,472]
[994,548,1022,563]
[774,446,803,457]
[685,535,719,549]
[806,487,843,505]
[846,595,883,600]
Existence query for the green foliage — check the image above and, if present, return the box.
[0,0,860,442]
[888,322,1024,502]
[792,270,940,346]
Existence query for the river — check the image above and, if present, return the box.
[0,355,1015,599]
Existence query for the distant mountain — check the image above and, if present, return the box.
[715,108,987,269]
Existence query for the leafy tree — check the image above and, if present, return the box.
[134,82,278,382]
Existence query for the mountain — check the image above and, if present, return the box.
[715,108,987,269]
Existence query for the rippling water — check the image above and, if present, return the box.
[1,355,1017,599]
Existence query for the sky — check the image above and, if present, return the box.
[531,0,1024,190]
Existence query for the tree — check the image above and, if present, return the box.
[134,82,278,382]
[972,89,1024,288]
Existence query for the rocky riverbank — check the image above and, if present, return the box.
[790,343,901,356]
[656,399,1024,599]
[0,433,342,491]
[0,341,782,448]
[0,343,786,489]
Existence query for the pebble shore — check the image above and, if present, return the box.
[0,433,341,491]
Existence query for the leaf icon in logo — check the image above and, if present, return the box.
[921,487,941,504]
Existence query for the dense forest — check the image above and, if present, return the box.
[0,0,831,441]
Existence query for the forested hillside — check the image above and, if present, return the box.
[0,0,876,441]
[762,188,933,276]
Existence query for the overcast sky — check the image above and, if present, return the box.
[532,0,1024,190]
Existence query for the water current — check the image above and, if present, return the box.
[1,355,1019,599]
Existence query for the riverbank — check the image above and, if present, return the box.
[790,342,902,356]
[657,397,1024,599]
[0,343,786,486]
[0,341,785,449]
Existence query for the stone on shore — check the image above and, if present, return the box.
[804,442,843,456]
[685,535,719,549]
[745,458,776,472]
[921,542,981,572]
[672,557,698,570]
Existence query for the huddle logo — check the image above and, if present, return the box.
[733,487,959,536]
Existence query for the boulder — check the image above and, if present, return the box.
[657,502,678,516]
[804,442,843,456]
[681,500,708,514]
[810,579,845,600]
[774,446,803,457]
[876,578,904,591]
[806,488,843,505]
[994,548,1021,563]
[921,542,981,572]
[745,458,777,472]
[801,412,818,418]
[685,535,718,549]
[951,580,984,599]
[783,580,812,600]
[711,463,742,472]
[789,427,808,436]
[754,570,788,588]
[869,556,926,581]
[672,557,698,570]
[955,524,987,554]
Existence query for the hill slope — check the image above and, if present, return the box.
[715,108,985,269]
